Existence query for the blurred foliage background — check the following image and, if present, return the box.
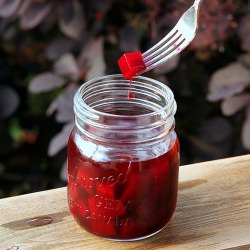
[0,0,249,198]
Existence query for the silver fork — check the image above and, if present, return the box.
[141,0,203,73]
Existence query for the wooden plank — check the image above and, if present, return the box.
[0,155,250,250]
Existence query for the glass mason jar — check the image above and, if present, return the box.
[67,75,180,241]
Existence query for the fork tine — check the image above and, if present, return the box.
[145,38,186,69]
[142,28,179,58]
[143,32,182,63]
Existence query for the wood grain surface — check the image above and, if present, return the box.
[1,155,250,250]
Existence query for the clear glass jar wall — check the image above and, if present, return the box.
[67,75,180,241]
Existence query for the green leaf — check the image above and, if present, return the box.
[9,118,22,142]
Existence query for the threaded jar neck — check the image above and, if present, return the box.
[73,75,176,145]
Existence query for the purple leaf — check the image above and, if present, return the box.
[154,54,180,75]
[119,25,140,52]
[17,0,32,17]
[45,37,76,61]
[221,94,250,116]
[0,85,20,120]
[46,96,60,117]
[238,14,250,52]
[242,106,250,150]
[29,72,66,93]
[20,1,52,30]
[58,0,85,40]
[78,37,106,81]
[207,62,250,102]
[55,84,78,123]
[197,117,232,143]
[0,0,5,7]
[0,0,21,18]
[60,161,67,181]
[53,53,79,80]
[48,122,74,156]
[207,85,247,103]
[46,84,78,123]
[88,0,113,13]
[239,54,250,69]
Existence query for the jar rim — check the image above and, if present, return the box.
[73,74,176,144]
[74,74,176,121]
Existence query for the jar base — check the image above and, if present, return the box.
[103,226,165,242]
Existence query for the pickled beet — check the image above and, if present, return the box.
[118,51,146,79]
[67,131,180,240]
[121,169,153,209]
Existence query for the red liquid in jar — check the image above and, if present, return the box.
[67,131,180,240]
[128,92,135,99]
[128,79,135,99]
